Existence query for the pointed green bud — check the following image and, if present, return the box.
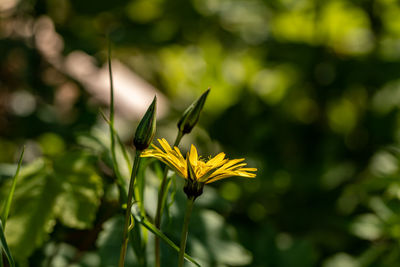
[177,88,210,134]
[133,96,157,151]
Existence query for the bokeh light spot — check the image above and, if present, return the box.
[10,90,36,116]
[275,232,293,250]
[248,202,266,222]
[327,98,357,134]
[38,132,66,156]
[369,151,398,177]
[220,181,242,201]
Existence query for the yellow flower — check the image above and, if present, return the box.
[141,138,257,184]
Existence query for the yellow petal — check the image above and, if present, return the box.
[174,146,184,159]
[158,138,172,152]
[205,152,226,168]
[226,163,247,171]
[205,173,231,183]
[221,158,245,170]
[206,171,255,183]
[189,144,198,166]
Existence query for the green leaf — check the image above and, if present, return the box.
[1,146,24,229]
[2,152,103,263]
[0,220,15,267]
[3,160,62,262]
[53,152,103,229]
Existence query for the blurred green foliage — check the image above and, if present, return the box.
[2,0,400,266]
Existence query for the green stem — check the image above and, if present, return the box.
[154,131,184,267]
[118,150,142,267]
[178,197,195,267]
[107,41,124,189]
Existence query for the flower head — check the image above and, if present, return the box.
[142,138,257,184]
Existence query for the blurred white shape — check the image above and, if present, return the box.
[33,15,168,120]
[23,140,43,162]
[12,17,34,38]
[65,51,168,119]
[350,213,382,241]
[323,253,359,267]
[0,0,19,13]
[10,90,36,116]
[372,79,400,114]
[369,197,393,221]
[34,16,64,62]
[369,151,398,177]
[64,51,97,77]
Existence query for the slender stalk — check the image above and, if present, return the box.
[108,41,125,188]
[119,150,142,267]
[178,197,195,267]
[154,131,184,267]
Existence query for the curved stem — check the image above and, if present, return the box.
[178,197,195,267]
[154,131,184,267]
[118,150,142,267]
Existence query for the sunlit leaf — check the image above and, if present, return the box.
[53,152,103,229]
[3,162,62,262]
[1,152,103,263]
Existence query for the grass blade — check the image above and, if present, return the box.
[1,146,24,229]
[0,220,15,267]
[131,205,201,267]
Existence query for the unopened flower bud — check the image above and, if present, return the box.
[177,88,210,134]
[133,96,157,150]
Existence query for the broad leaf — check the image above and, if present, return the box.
[53,152,103,229]
[1,152,103,263]
[3,161,61,262]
